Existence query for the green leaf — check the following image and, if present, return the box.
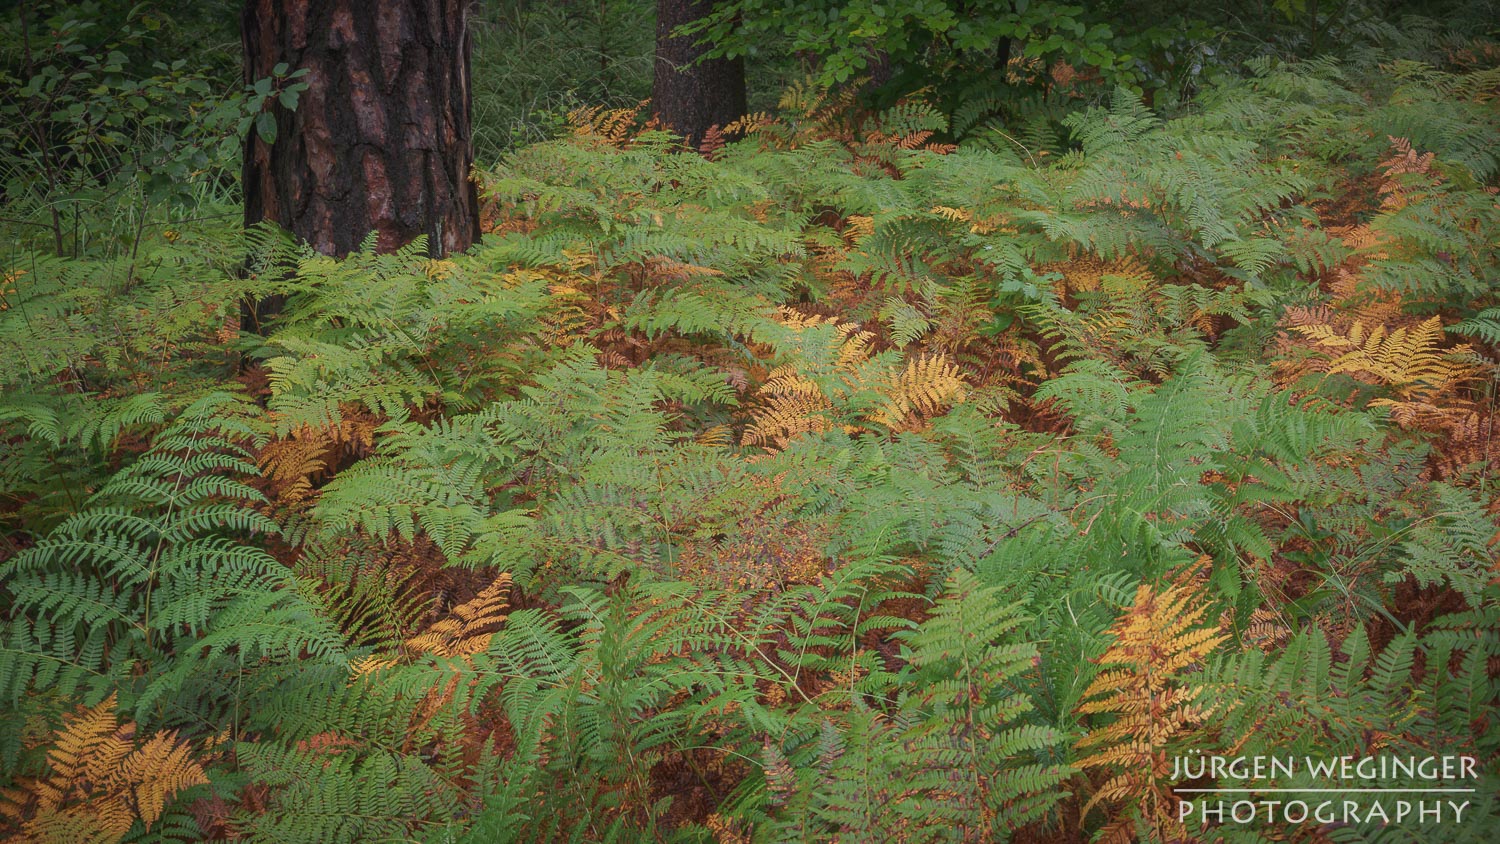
[256,111,278,145]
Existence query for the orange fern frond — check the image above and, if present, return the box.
[3,695,208,843]
[569,103,647,147]
[259,409,378,504]
[118,734,208,831]
[1377,136,1439,209]
[1074,581,1228,841]
[407,573,513,658]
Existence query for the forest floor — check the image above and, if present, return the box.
[2,41,1499,844]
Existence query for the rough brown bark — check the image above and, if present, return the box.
[241,0,480,265]
[651,0,747,150]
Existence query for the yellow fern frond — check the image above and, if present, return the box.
[0,269,22,312]
[873,353,967,431]
[772,306,834,330]
[930,206,972,224]
[745,391,831,450]
[1295,316,1475,402]
[758,365,823,400]
[561,249,598,275]
[350,655,401,678]
[11,812,114,844]
[569,103,646,146]
[1075,580,1228,836]
[424,259,457,280]
[695,424,734,448]
[117,735,209,831]
[407,574,513,658]
[834,323,876,368]
[1049,257,1106,295]
[843,215,875,243]
[540,281,601,346]
[5,696,207,843]
[724,112,773,137]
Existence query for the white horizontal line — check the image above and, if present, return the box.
[1176,788,1476,794]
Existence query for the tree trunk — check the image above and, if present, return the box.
[651,0,746,150]
[242,0,480,266]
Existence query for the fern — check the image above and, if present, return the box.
[0,694,208,843]
[1449,307,1500,345]
[406,573,513,658]
[1198,620,1500,838]
[0,392,345,723]
[1293,316,1475,404]
[1074,579,1228,842]
[1391,483,1496,606]
[4,40,1500,844]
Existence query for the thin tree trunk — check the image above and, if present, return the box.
[651,0,746,150]
[995,36,1012,75]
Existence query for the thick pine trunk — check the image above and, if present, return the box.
[241,0,480,264]
[651,0,746,150]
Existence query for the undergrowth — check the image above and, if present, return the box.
[2,41,1499,844]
